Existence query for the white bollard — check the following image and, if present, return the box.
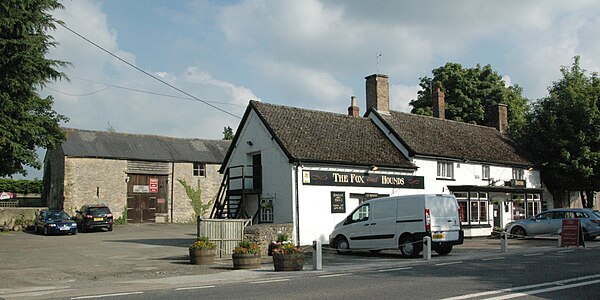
[558,229,562,247]
[313,240,322,270]
[501,231,508,253]
[423,236,431,260]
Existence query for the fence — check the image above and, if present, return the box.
[196,217,252,258]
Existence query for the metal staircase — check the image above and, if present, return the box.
[211,165,260,219]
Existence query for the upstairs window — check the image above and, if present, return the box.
[193,162,206,177]
[437,161,454,179]
[512,168,524,180]
[482,165,490,180]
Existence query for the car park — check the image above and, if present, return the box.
[34,210,78,236]
[74,204,114,232]
[505,208,600,241]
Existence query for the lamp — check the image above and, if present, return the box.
[125,176,130,183]
[246,141,253,146]
[370,165,378,171]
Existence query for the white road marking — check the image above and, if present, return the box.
[557,249,574,253]
[249,278,290,284]
[523,253,544,257]
[483,278,600,300]
[435,261,463,266]
[377,267,412,272]
[318,273,352,278]
[438,274,600,300]
[481,257,505,261]
[70,291,143,299]
[175,285,215,291]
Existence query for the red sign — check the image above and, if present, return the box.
[149,178,159,193]
[560,219,580,247]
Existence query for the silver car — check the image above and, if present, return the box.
[505,208,600,241]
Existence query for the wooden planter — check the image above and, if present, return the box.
[189,248,216,265]
[232,253,261,269]
[272,253,304,271]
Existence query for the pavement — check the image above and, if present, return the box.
[0,223,597,299]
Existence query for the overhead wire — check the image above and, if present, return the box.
[58,23,241,119]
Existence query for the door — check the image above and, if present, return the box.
[369,199,398,249]
[343,203,372,249]
[252,154,262,190]
[527,211,554,235]
[127,174,165,223]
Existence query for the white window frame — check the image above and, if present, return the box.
[512,168,524,180]
[482,165,490,180]
[437,161,454,179]
[193,162,206,177]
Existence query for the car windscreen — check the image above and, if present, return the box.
[593,211,600,218]
[88,207,111,216]
[47,211,71,220]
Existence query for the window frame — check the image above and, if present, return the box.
[482,165,490,180]
[512,168,524,180]
[437,161,454,180]
[193,162,206,177]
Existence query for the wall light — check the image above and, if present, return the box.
[370,165,378,171]
[246,141,254,146]
[125,176,130,183]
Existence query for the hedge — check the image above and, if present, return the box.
[0,179,43,194]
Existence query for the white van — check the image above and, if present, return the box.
[328,194,463,257]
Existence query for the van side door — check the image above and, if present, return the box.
[369,199,398,249]
[343,203,372,249]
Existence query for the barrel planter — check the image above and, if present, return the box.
[189,248,216,265]
[232,253,261,269]
[272,253,304,271]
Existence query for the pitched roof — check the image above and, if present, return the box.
[373,110,533,166]
[60,128,230,163]
[225,101,415,169]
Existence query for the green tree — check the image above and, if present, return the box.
[409,63,529,139]
[222,126,234,140]
[177,178,214,219]
[0,0,69,177]
[520,56,600,208]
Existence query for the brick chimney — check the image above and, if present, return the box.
[432,88,445,119]
[365,74,389,113]
[487,104,508,134]
[348,96,359,116]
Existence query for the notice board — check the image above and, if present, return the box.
[331,192,346,213]
[560,219,582,247]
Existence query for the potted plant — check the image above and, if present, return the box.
[189,236,216,265]
[268,233,289,256]
[232,240,261,269]
[272,241,304,271]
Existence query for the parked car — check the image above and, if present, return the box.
[35,210,77,236]
[74,204,114,233]
[329,194,463,258]
[505,208,600,241]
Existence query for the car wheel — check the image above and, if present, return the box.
[434,245,453,256]
[335,236,351,255]
[71,230,77,235]
[43,226,48,236]
[511,226,527,238]
[399,235,421,258]
[108,225,113,232]
[583,229,594,241]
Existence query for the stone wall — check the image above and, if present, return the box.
[243,223,294,256]
[0,207,46,231]
[172,163,223,223]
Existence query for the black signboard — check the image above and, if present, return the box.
[303,170,424,189]
[331,192,346,213]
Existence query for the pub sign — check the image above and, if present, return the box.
[303,170,424,189]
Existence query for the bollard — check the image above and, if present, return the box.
[557,229,562,247]
[501,231,508,253]
[423,236,431,260]
[313,240,322,270]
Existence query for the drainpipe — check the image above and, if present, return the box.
[170,162,175,223]
[294,162,301,246]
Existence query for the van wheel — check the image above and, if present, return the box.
[335,237,351,255]
[399,236,421,258]
[434,245,453,256]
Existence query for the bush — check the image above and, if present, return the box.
[0,179,42,194]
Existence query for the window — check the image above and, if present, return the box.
[260,199,273,223]
[482,165,490,180]
[437,161,454,179]
[454,192,488,225]
[193,162,206,177]
[350,203,370,223]
[526,194,541,218]
[512,168,524,180]
[512,194,525,220]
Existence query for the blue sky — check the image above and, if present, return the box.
[17,0,600,179]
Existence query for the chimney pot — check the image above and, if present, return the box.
[365,74,389,113]
[348,96,359,116]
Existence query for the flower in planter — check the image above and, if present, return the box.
[271,241,303,255]
[233,240,261,255]
[190,236,216,250]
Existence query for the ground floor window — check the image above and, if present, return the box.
[512,194,526,220]
[260,198,273,223]
[454,192,489,226]
[526,194,541,218]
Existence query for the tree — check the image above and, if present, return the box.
[0,0,69,177]
[222,126,234,140]
[519,56,600,208]
[177,178,214,219]
[409,63,529,139]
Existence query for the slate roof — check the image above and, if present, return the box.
[59,128,230,163]
[224,101,416,169]
[373,110,533,166]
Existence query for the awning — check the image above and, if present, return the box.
[0,192,16,200]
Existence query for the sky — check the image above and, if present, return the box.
[17,0,600,179]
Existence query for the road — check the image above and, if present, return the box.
[1,224,598,299]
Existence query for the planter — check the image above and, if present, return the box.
[272,253,304,271]
[189,248,216,265]
[232,253,261,269]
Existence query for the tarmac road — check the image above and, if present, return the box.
[0,223,595,299]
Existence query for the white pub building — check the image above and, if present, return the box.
[215,74,547,245]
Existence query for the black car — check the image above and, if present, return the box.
[74,204,114,232]
[35,210,78,236]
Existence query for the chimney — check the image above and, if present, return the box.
[432,88,445,119]
[487,104,508,134]
[365,74,389,113]
[348,96,359,116]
